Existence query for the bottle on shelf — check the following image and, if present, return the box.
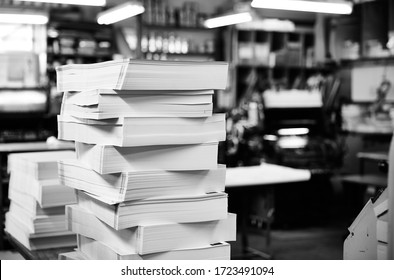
[148,32,157,53]
[168,33,176,54]
[155,33,163,53]
[141,33,149,53]
[162,33,169,53]
[181,38,189,54]
[174,35,182,54]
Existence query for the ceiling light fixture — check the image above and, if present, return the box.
[251,0,353,15]
[204,12,253,29]
[97,1,145,25]
[0,11,48,25]
[19,0,106,6]
[237,18,296,32]
[278,128,310,136]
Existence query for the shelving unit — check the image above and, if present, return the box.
[137,0,220,61]
[331,0,394,123]
[224,26,330,108]
[331,0,393,61]
[45,19,117,118]
[46,19,116,86]
[138,22,219,61]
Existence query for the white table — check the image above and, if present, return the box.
[225,163,311,259]
[226,163,311,188]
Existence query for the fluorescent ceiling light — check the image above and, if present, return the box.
[278,128,309,136]
[0,13,48,24]
[97,2,145,25]
[19,0,106,6]
[204,12,253,29]
[251,0,353,15]
[237,18,295,32]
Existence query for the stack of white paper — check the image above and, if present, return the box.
[5,151,77,250]
[66,204,235,256]
[373,189,389,260]
[59,159,225,204]
[56,59,228,92]
[56,59,236,260]
[60,236,230,260]
[58,104,225,147]
[343,188,389,260]
[61,90,214,118]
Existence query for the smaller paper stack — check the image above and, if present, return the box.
[5,151,77,250]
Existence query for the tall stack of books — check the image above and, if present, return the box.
[5,151,77,251]
[56,59,236,260]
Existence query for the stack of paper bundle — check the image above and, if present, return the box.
[373,189,388,259]
[5,151,77,251]
[56,59,236,260]
[343,188,389,259]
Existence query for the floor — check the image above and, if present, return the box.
[227,173,350,260]
[230,226,345,260]
[0,250,24,260]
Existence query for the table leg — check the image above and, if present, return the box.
[239,187,273,260]
[240,191,249,253]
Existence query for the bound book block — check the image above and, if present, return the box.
[56,59,228,92]
[59,159,225,204]
[58,114,225,147]
[76,190,228,230]
[66,204,235,256]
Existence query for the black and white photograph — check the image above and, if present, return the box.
[0,0,393,274]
